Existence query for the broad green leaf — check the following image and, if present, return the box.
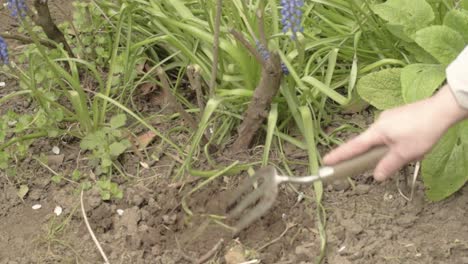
[357,68,404,110]
[385,24,413,42]
[443,10,468,43]
[110,114,127,129]
[373,0,434,37]
[109,140,129,157]
[422,121,468,201]
[414,26,465,65]
[402,43,438,64]
[401,64,445,103]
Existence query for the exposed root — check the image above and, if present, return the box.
[80,190,110,264]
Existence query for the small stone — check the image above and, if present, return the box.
[52,146,60,155]
[162,214,177,225]
[54,206,63,216]
[117,209,124,216]
[383,192,394,201]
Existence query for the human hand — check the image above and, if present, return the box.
[323,85,468,181]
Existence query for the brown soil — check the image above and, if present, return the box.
[1,1,468,264]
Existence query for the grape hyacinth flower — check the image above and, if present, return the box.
[0,37,9,65]
[256,40,271,61]
[255,40,289,75]
[7,0,28,19]
[280,0,304,40]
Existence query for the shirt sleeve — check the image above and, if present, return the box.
[446,45,468,109]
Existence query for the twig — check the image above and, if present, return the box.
[195,238,224,264]
[397,161,420,201]
[256,9,268,47]
[187,64,205,115]
[80,190,110,264]
[31,0,74,57]
[0,32,55,48]
[256,222,297,252]
[209,0,223,98]
[230,29,265,66]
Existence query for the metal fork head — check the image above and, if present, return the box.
[225,166,280,235]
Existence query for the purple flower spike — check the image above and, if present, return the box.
[7,0,28,19]
[280,0,304,39]
[0,37,9,65]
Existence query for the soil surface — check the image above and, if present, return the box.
[1,1,468,264]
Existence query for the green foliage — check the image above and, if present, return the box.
[372,0,434,39]
[401,64,445,103]
[422,122,468,201]
[80,114,131,173]
[97,178,123,200]
[414,25,465,65]
[359,0,468,200]
[357,68,404,110]
[443,9,468,43]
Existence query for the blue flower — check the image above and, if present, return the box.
[7,0,28,19]
[0,37,9,65]
[256,40,271,61]
[255,40,289,75]
[280,0,304,39]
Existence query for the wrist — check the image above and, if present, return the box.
[430,84,468,128]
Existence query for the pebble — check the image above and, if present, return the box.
[162,214,177,225]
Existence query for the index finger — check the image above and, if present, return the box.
[323,127,384,165]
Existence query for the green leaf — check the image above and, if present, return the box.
[101,156,112,168]
[401,64,445,104]
[443,9,468,43]
[373,0,434,37]
[80,130,106,150]
[385,24,413,42]
[109,140,129,157]
[110,114,127,129]
[71,170,81,181]
[51,174,63,184]
[357,68,405,110]
[402,42,438,64]
[100,190,111,200]
[98,179,111,189]
[422,121,468,201]
[414,26,465,65]
[17,185,29,200]
[109,183,123,199]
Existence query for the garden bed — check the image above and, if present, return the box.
[1,1,468,263]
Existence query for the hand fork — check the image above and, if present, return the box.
[226,145,389,235]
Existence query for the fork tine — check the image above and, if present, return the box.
[233,185,279,234]
[228,183,266,218]
[226,166,275,208]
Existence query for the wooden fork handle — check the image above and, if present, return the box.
[326,145,389,181]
